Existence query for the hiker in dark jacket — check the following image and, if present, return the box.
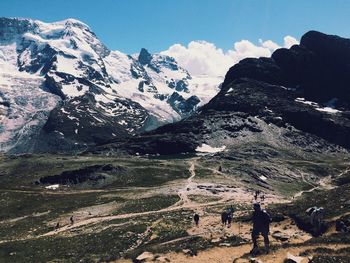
[221,211,228,225]
[227,213,232,228]
[250,203,271,255]
[226,205,234,228]
[193,213,200,226]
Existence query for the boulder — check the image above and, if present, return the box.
[272,231,290,241]
[136,251,154,262]
[285,252,306,263]
[250,258,263,263]
[155,256,170,262]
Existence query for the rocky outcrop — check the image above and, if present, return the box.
[36,164,125,185]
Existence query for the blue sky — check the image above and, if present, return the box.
[1,0,350,54]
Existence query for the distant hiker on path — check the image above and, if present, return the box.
[194,213,200,226]
[250,203,271,255]
[227,213,232,228]
[261,194,265,202]
[226,205,234,228]
[227,205,234,216]
[70,215,74,225]
[221,211,228,225]
[55,222,60,231]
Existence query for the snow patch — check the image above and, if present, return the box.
[315,107,341,114]
[196,144,226,153]
[295,98,342,114]
[45,184,60,190]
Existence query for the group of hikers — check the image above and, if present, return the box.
[51,187,331,257]
[193,202,272,255]
[193,194,328,255]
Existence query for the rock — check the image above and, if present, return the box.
[155,256,170,262]
[136,251,154,262]
[272,213,286,222]
[285,252,305,263]
[219,243,231,247]
[211,238,221,243]
[272,231,290,241]
[138,48,152,65]
[182,249,192,256]
[250,258,263,263]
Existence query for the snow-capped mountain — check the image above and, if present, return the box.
[0,17,221,153]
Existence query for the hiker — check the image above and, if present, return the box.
[221,211,228,225]
[308,207,325,235]
[261,195,265,202]
[55,222,60,230]
[218,165,222,172]
[193,213,200,226]
[227,213,232,228]
[70,215,74,225]
[254,191,259,201]
[227,205,234,216]
[250,203,271,255]
[336,219,348,233]
[226,205,234,228]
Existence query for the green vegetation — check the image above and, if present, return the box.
[0,223,147,262]
[0,152,349,262]
[115,195,179,214]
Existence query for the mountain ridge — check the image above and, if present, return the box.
[91,30,350,156]
[0,17,221,153]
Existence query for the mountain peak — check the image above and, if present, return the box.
[60,18,89,27]
[138,48,152,65]
[300,30,350,61]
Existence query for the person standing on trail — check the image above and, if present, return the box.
[254,191,258,201]
[261,194,265,202]
[70,215,74,225]
[55,222,60,230]
[228,205,234,215]
[221,211,228,225]
[194,213,200,226]
[250,203,271,255]
[226,205,234,228]
[227,213,232,228]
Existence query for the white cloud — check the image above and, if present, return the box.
[283,36,299,48]
[260,39,280,51]
[161,41,232,77]
[161,36,299,77]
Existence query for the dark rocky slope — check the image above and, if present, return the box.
[91,31,350,156]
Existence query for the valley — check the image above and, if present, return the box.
[0,151,349,262]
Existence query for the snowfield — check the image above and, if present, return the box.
[0,17,222,152]
[196,144,227,154]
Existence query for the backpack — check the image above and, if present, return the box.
[261,210,271,224]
